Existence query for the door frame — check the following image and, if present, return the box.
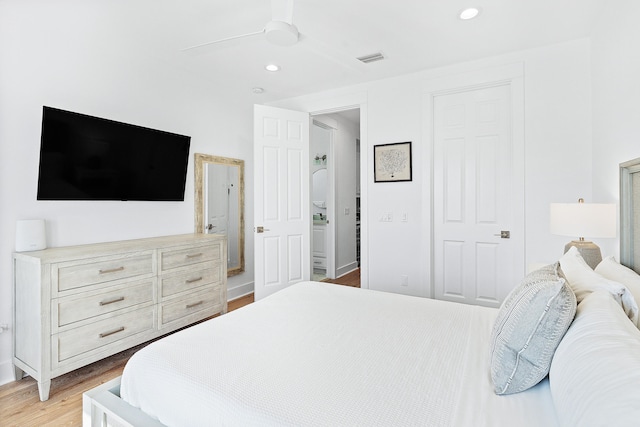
[422,62,525,300]
[311,118,336,279]
[309,102,368,288]
[308,105,370,289]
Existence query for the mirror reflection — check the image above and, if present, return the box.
[312,168,328,214]
[195,153,244,277]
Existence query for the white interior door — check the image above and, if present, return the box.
[254,104,311,300]
[433,84,520,307]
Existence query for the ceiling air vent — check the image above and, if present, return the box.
[356,52,385,64]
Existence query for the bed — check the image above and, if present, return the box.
[82,268,640,426]
[83,159,640,426]
[84,281,558,427]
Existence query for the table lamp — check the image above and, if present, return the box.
[550,198,616,269]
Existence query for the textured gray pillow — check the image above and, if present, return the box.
[489,263,577,395]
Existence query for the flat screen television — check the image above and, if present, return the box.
[37,106,191,201]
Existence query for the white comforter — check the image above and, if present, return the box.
[121,282,558,426]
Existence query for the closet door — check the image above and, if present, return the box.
[433,83,520,307]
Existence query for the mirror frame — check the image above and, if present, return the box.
[194,153,245,277]
[620,156,640,273]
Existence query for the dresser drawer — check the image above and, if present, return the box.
[160,266,221,298]
[55,280,154,327]
[57,253,154,292]
[56,307,155,362]
[160,286,222,326]
[160,245,221,271]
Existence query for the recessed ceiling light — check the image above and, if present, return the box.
[265,64,280,72]
[459,7,480,20]
[252,87,265,94]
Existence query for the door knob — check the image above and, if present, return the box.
[494,230,510,239]
[256,226,270,233]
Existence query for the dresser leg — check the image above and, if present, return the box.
[37,379,51,401]
[13,365,24,381]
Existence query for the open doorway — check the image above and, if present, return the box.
[310,108,361,283]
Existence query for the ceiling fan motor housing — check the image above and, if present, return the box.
[265,20,299,46]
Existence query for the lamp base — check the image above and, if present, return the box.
[564,240,602,269]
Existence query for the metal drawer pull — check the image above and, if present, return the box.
[99,326,125,338]
[185,253,203,259]
[186,300,204,309]
[99,296,125,306]
[99,266,125,274]
[185,277,203,284]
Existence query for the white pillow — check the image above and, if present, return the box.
[489,263,576,395]
[595,256,640,324]
[549,290,640,426]
[559,246,639,325]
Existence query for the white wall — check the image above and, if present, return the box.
[591,0,640,258]
[0,2,254,385]
[273,38,593,298]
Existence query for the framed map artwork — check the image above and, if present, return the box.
[374,141,412,182]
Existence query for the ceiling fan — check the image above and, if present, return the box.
[183,0,304,51]
[182,0,367,71]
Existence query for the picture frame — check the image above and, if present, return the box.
[374,141,412,182]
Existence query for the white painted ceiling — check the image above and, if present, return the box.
[78,0,606,102]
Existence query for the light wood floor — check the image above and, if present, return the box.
[321,268,361,288]
[0,273,359,426]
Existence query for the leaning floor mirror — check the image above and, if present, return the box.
[195,153,245,277]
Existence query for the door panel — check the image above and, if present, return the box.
[263,236,281,285]
[288,234,304,281]
[443,241,464,298]
[263,146,280,221]
[476,242,498,301]
[444,138,465,222]
[254,105,310,300]
[287,149,304,220]
[476,136,498,223]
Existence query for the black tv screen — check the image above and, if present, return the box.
[37,106,191,201]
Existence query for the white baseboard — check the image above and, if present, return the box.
[0,359,16,387]
[336,262,358,278]
[227,281,254,301]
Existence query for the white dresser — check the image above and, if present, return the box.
[13,233,227,401]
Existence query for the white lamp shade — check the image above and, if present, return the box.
[550,203,616,239]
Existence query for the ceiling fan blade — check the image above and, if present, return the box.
[181,29,264,54]
[271,0,294,24]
